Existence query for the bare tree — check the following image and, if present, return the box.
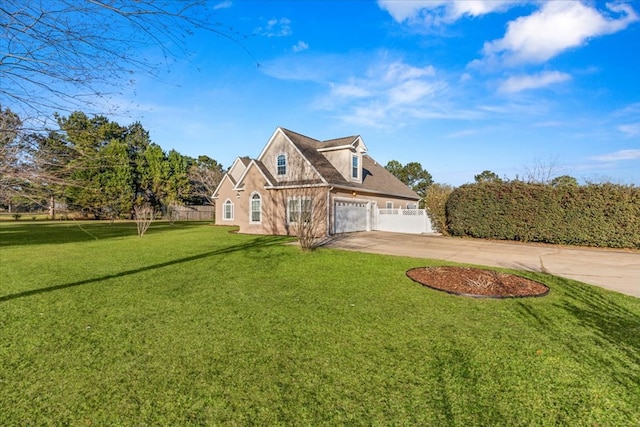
[1,0,254,120]
[282,186,327,250]
[524,156,560,184]
[134,204,154,236]
[188,155,224,205]
[266,155,328,250]
[2,2,252,214]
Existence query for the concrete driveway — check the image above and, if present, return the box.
[322,231,640,298]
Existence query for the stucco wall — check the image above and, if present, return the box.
[215,177,239,227]
[259,132,319,183]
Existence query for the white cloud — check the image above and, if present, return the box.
[383,62,435,82]
[447,128,481,138]
[330,83,370,99]
[320,59,448,128]
[592,149,640,162]
[479,2,638,66]
[499,71,572,93]
[213,1,232,10]
[255,17,292,37]
[377,0,522,25]
[612,102,640,117]
[292,40,309,53]
[619,123,640,137]
[388,79,439,105]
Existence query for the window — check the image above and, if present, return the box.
[352,155,359,179]
[288,197,312,224]
[223,199,234,220]
[277,154,286,175]
[386,201,393,209]
[250,193,261,223]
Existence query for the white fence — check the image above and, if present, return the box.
[374,208,433,234]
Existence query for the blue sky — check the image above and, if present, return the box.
[117,0,639,186]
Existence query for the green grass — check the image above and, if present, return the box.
[1,222,639,425]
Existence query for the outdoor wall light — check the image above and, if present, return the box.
[352,192,357,197]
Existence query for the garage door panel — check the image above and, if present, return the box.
[334,201,367,233]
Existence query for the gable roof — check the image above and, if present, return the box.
[234,158,275,190]
[279,128,345,184]
[280,128,419,200]
[229,127,420,201]
[356,155,419,199]
[211,173,236,199]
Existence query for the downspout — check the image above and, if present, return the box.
[326,187,333,236]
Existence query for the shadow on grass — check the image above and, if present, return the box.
[0,221,211,247]
[516,275,640,389]
[0,235,286,303]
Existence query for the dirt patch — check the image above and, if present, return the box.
[406,266,549,298]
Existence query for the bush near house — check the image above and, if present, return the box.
[424,183,454,234]
[446,182,640,249]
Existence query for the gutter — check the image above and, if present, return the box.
[330,184,420,201]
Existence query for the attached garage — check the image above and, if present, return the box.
[334,200,370,234]
[333,197,434,235]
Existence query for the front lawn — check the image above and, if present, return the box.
[1,222,639,425]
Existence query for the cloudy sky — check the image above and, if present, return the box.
[119,0,639,185]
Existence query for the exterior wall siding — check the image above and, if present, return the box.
[214,177,238,227]
[259,132,319,183]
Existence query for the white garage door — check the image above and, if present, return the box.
[334,201,368,233]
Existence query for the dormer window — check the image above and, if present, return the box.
[351,155,359,180]
[277,154,286,175]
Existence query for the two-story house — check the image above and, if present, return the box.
[213,127,421,236]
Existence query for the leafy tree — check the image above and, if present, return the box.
[165,149,191,205]
[54,113,127,217]
[384,160,433,203]
[4,109,220,220]
[384,160,404,181]
[97,140,135,219]
[474,170,503,183]
[137,143,169,208]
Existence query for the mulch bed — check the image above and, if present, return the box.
[406,266,549,298]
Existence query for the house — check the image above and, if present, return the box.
[213,127,424,236]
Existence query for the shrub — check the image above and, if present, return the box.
[424,183,454,234]
[446,182,639,249]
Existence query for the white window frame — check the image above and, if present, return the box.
[276,153,287,176]
[250,192,262,224]
[287,197,312,224]
[223,199,234,220]
[386,201,393,209]
[351,154,360,180]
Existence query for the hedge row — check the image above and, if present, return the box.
[446,182,640,249]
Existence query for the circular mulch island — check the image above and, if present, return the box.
[406,266,549,298]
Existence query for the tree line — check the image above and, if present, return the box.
[1,107,223,219]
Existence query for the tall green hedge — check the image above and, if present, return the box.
[446,182,640,249]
